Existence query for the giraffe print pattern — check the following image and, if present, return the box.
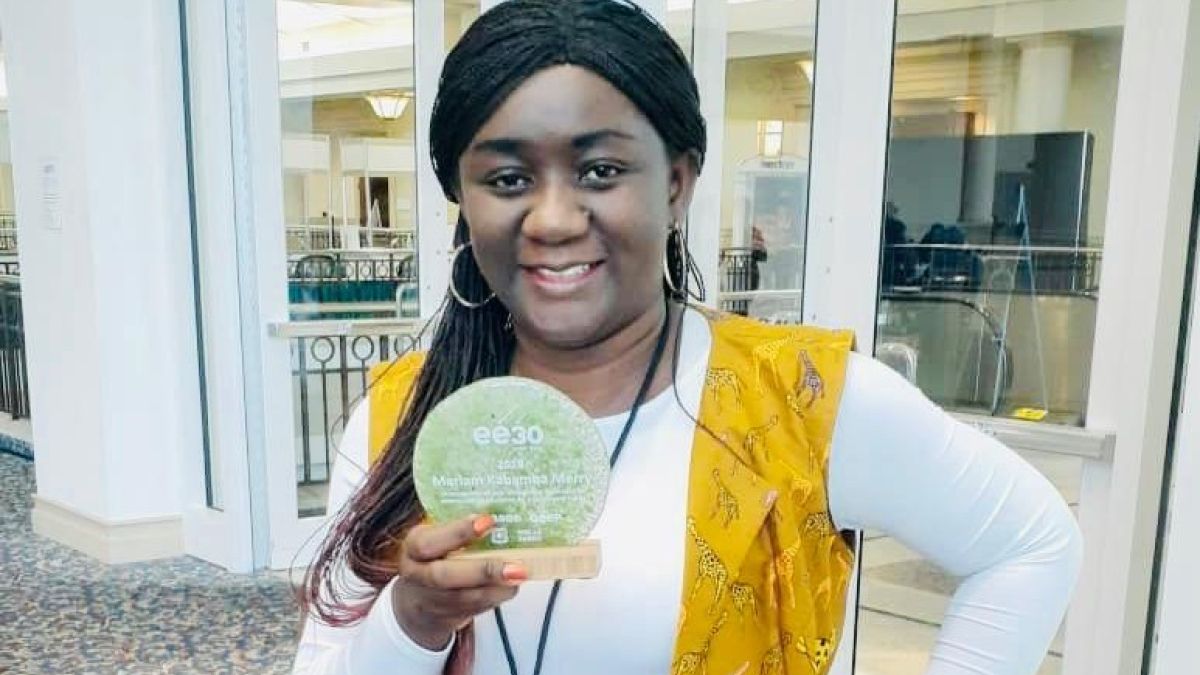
[687,518,729,610]
[791,478,815,507]
[804,512,835,538]
[760,632,793,675]
[796,636,833,671]
[672,611,729,675]
[706,368,743,411]
[729,581,759,623]
[786,350,826,415]
[711,469,741,528]
[775,537,803,609]
[743,415,779,463]
[751,337,799,393]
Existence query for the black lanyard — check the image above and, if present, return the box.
[494,300,673,675]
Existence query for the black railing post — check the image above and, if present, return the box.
[296,338,313,484]
[0,282,11,416]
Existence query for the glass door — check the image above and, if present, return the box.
[1147,163,1200,674]
[797,1,1132,673]
[256,0,450,570]
[705,0,819,324]
[179,0,257,573]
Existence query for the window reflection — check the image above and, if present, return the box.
[877,23,1124,426]
[278,0,419,323]
[716,1,817,324]
[277,0,420,517]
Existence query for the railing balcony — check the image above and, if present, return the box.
[287,249,419,321]
[270,319,425,516]
[0,213,18,254]
[0,276,30,423]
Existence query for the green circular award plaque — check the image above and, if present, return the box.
[414,376,610,551]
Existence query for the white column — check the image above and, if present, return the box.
[414,0,449,317]
[803,0,895,344]
[0,0,202,562]
[329,134,345,245]
[687,0,727,306]
[1067,0,1200,673]
[1013,34,1074,133]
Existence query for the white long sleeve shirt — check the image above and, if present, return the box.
[294,309,1082,675]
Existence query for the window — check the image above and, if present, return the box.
[757,120,785,158]
[860,3,1127,673]
[717,1,818,324]
[275,0,419,516]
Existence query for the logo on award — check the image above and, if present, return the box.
[490,528,510,546]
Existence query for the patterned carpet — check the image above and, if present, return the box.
[0,453,301,674]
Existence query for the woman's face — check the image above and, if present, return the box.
[457,65,698,349]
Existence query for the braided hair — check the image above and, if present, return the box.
[303,2,706,672]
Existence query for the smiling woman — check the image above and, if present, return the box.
[292,3,1082,675]
[459,66,696,349]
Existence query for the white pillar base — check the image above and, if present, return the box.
[31,495,185,565]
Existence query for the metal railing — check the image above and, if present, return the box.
[270,319,426,489]
[287,226,336,252]
[287,250,416,283]
[286,225,417,254]
[881,244,1102,295]
[288,250,419,320]
[0,214,17,253]
[0,277,30,421]
[719,247,764,316]
[879,292,1012,415]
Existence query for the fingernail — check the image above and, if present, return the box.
[472,515,495,536]
[502,563,528,583]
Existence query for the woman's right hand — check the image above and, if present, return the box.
[391,514,527,650]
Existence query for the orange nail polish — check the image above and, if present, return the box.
[472,514,495,536]
[502,563,528,583]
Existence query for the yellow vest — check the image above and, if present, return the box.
[368,309,855,675]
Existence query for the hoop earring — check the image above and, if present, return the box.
[663,223,686,299]
[448,242,495,309]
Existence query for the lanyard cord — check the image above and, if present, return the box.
[494,299,674,675]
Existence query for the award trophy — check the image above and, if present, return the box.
[413,377,609,581]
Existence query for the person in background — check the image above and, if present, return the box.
[293,2,1082,674]
[883,201,915,287]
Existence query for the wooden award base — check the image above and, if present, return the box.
[451,539,601,581]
